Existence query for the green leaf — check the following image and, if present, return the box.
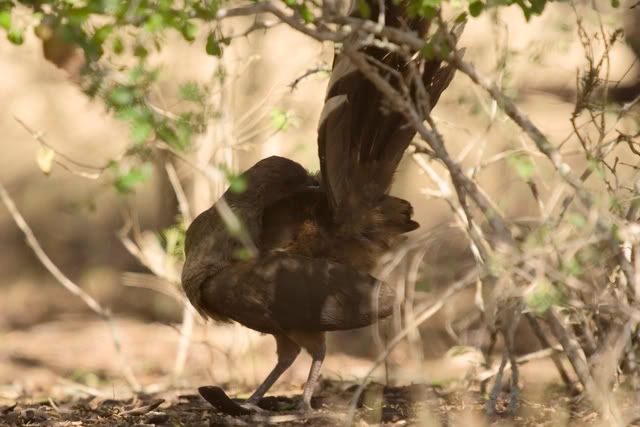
[227,173,247,193]
[529,0,546,14]
[566,213,586,229]
[0,10,11,30]
[133,44,148,58]
[271,108,288,130]
[113,163,152,194]
[408,0,440,18]
[109,86,133,106]
[300,5,314,23]
[131,121,153,144]
[161,221,186,261]
[421,42,435,60]
[156,124,179,147]
[175,121,192,149]
[145,13,164,32]
[610,195,622,214]
[587,158,605,180]
[112,36,124,54]
[524,279,564,315]
[181,21,197,42]
[116,104,150,122]
[468,0,484,16]
[179,82,203,102]
[507,153,535,181]
[206,33,222,57]
[455,11,468,23]
[103,0,120,14]
[67,7,90,25]
[128,64,146,83]
[7,27,23,44]
[270,108,298,131]
[611,0,620,6]
[563,257,582,277]
[92,24,113,45]
[357,0,371,18]
[515,0,532,20]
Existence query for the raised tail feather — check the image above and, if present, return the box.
[318,0,463,217]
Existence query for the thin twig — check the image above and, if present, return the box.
[525,313,576,392]
[0,183,140,391]
[165,161,192,223]
[546,308,623,426]
[288,64,330,91]
[347,268,480,423]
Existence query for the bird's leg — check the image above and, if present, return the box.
[480,329,497,395]
[245,335,301,408]
[290,331,326,412]
[486,348,508,416]
[505,331,519,414]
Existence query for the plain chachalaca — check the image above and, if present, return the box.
[181,0,458,412]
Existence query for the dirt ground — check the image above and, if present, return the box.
[2,376,640,426]
[2,317,640,427]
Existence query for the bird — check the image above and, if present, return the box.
[181,0,459,413]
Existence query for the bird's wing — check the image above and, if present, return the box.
[318,0,461,217]
[200,251,395,333]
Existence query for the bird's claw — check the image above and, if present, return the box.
[506,383,519,414]
[484,380,519,416]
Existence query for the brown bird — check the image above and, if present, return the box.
[181,0,458,412]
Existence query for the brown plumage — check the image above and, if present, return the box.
[181,0,459,412]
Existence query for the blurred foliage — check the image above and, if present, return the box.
[161,219,186,261]
[524,278,565,314]
[2,0,609,321]
[270,108,300,131]
[0,0,567,197]
[507,153,536,182]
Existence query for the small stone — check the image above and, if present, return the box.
[21,408,36,419]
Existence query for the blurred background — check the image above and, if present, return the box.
[1,0,638,409]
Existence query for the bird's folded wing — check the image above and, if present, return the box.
[201,252,395,332]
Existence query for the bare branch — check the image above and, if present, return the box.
[0,182,140,391]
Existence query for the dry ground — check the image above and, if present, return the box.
[3,316,640,426]
[2,376,640,426]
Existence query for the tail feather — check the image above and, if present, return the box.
[318,1,462,217]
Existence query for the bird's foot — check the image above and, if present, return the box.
[484,380,519,416]
[485,378,503,416]
[199,386,265,416]
[296,399,313,414]
[506,381,519,415]
[485,394,499,416]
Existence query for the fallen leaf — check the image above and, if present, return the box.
[36,146,55,175]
